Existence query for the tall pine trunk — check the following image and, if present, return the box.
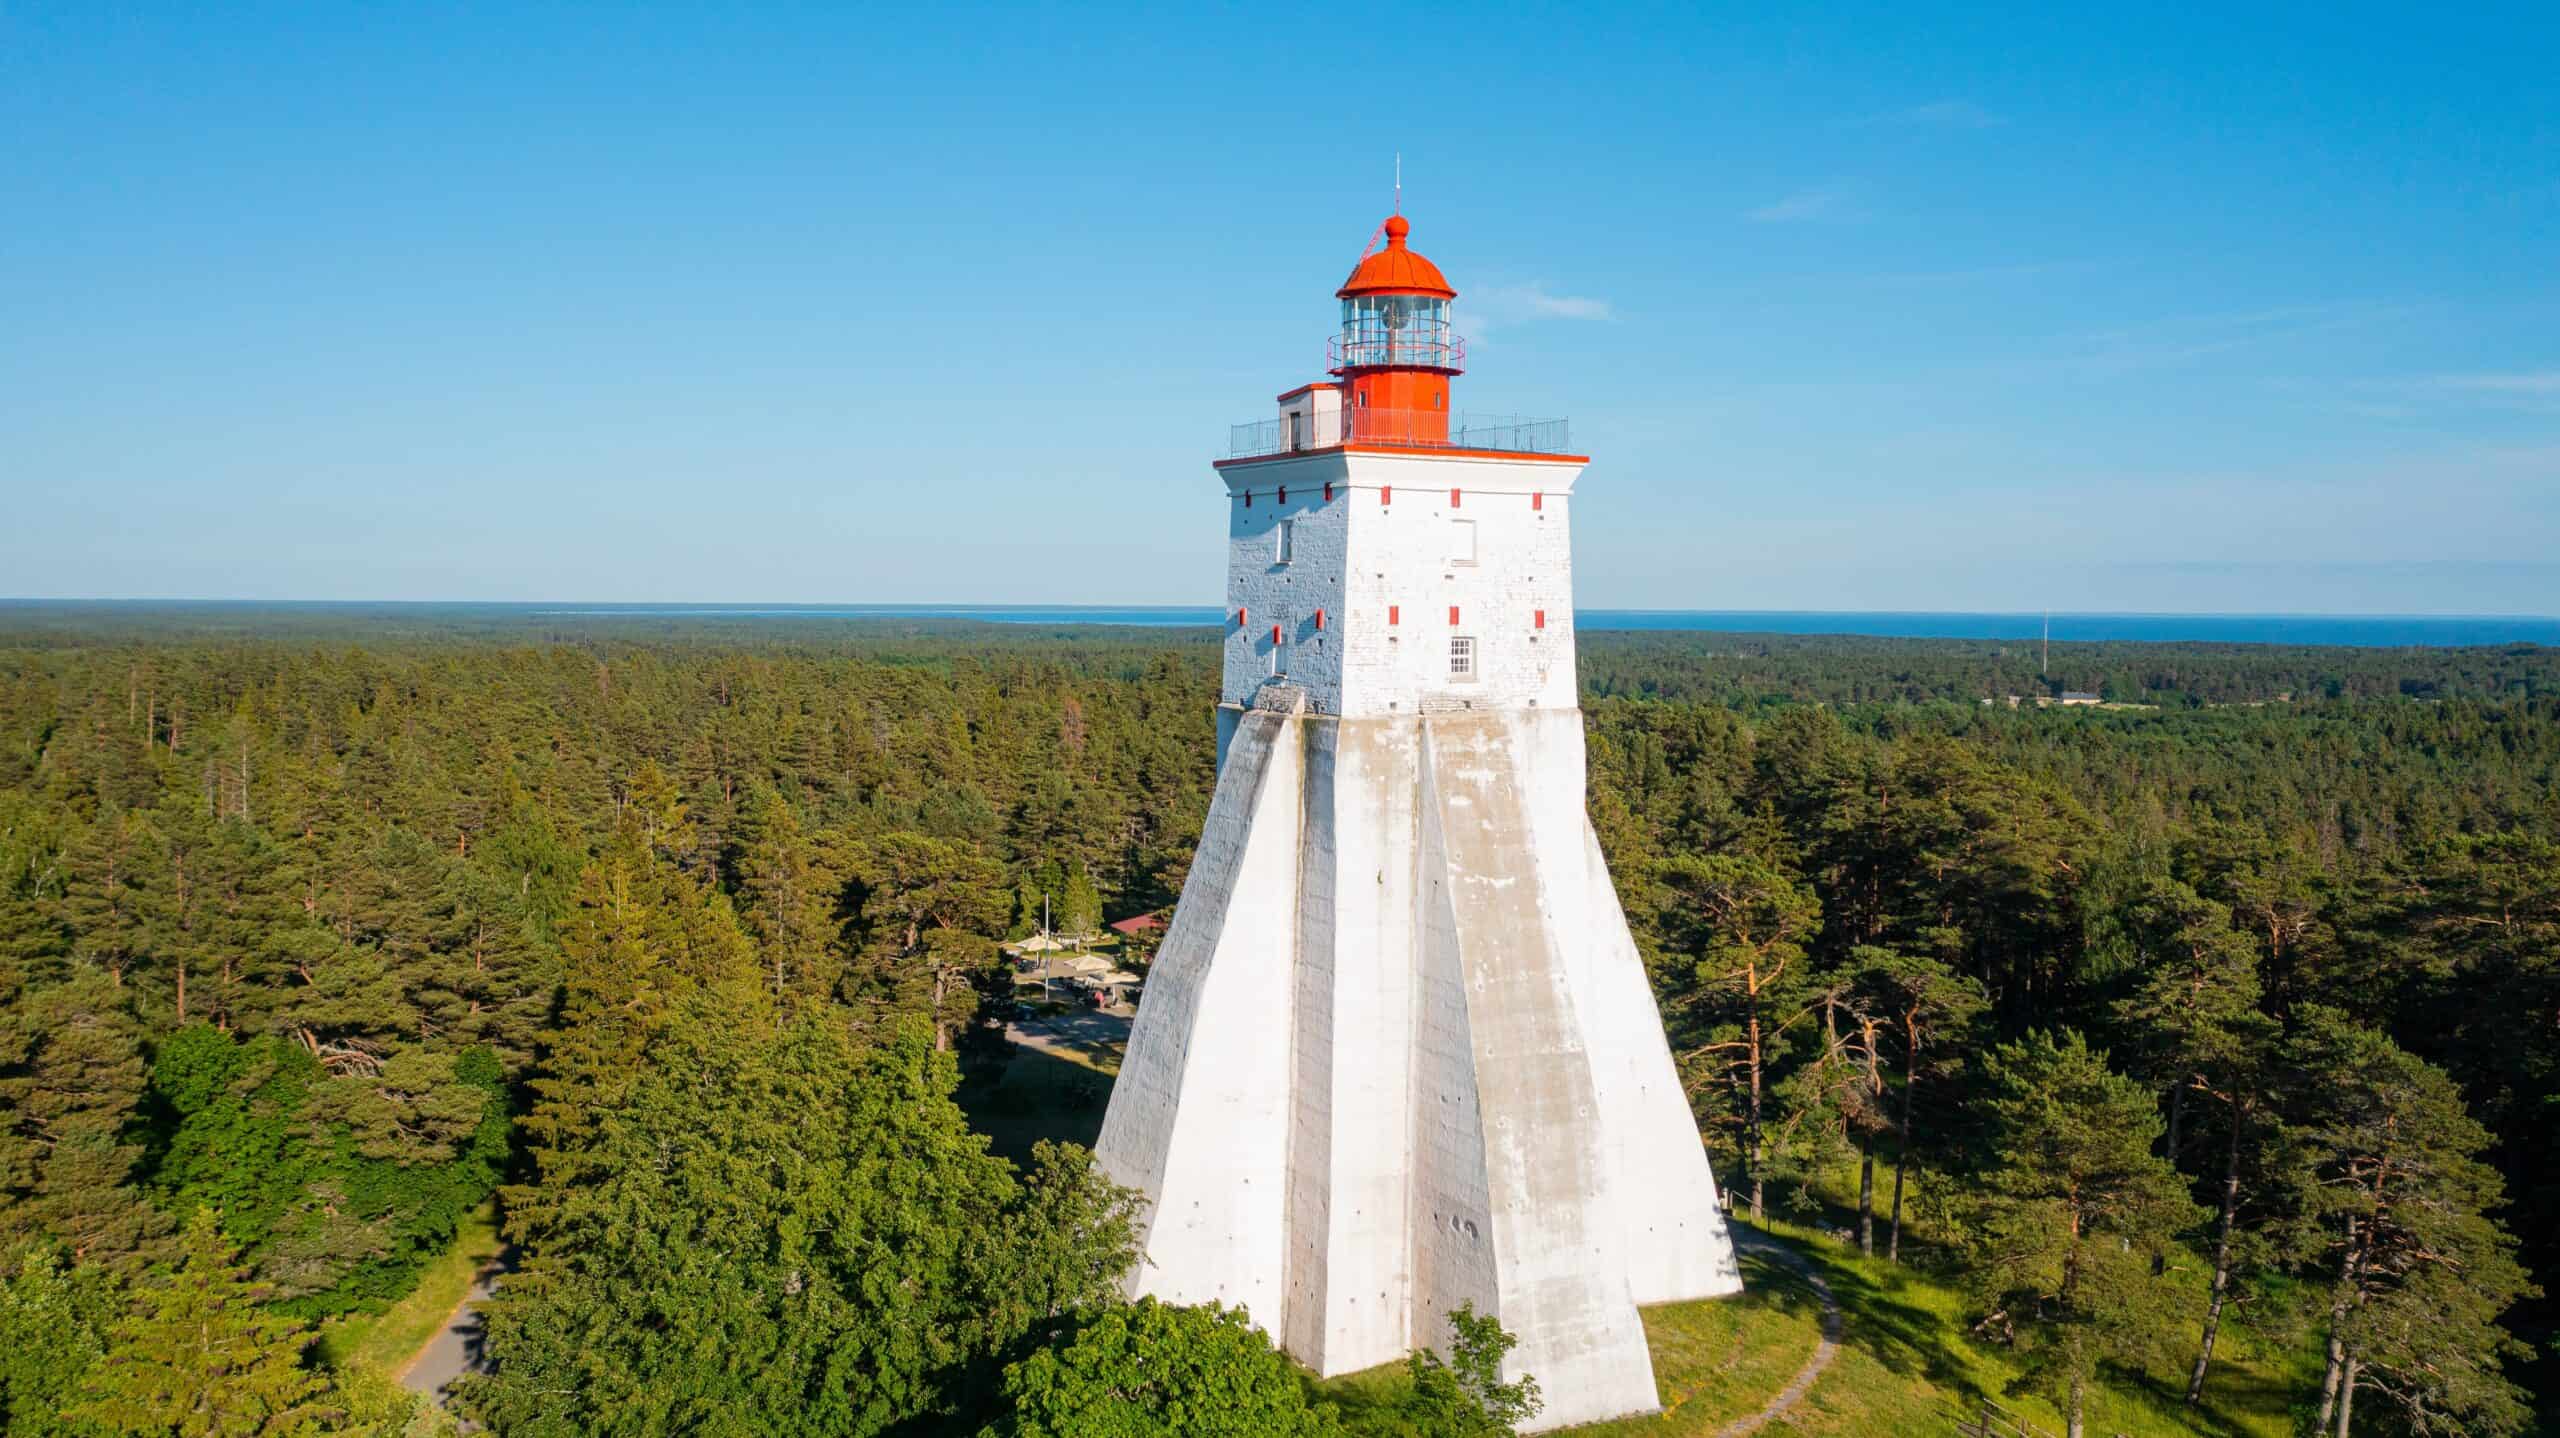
[1746,997,1765,1225]
[1856,1139,1874,1256]
[2316,1215,2359,1432]
[1889,1021,1921,1262]
[2332,1358,2358,1438]
[1857,1015,1880,1255]
[2186,1099,2244,1403]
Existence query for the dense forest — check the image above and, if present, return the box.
[0,610,2553,1435]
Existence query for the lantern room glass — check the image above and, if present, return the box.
[1338,294,1456,369]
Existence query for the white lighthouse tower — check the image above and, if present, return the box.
[1095,212,1742,1430]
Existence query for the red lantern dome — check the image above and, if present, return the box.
[1337,215,1456,300]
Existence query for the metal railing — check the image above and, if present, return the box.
[1952,1399,2064,1438]
[1328,323,1465,372]
[1226,409,1571,459]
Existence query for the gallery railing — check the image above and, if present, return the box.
[1226,409,1570,460]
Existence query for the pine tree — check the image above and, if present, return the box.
[0,975,170,1268]
[500,851,687,1251]
[1968,1030,2197,1438]
[728,786,845,1003]
[1058,862,1102,940]
[418,861,551,1068]
[2105,879,2264,1168]
[55,810,165,993]
[1854,947,1984,1263]
[1651,852,1820,1224]
[845,833,1008,1050]
[2288,1007,2534,1437]
[67,1208,345,1437]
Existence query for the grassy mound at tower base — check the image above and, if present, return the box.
[1322,1220,2314,1437]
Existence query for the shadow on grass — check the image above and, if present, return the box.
[2103,1357,2302,1438]
[1744,1216,2303,1438]
[959,1041,1114,1165]
[1759,1228,1983,1398]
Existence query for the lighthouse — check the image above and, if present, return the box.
[1094,213,1742,1430]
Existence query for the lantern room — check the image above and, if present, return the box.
[1329,214,1464,444]
[1225,211,1571,462]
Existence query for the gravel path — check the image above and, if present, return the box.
[1711,1230,1844,1437]
[399,1254,509,1400]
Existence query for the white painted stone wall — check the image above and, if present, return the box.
[1221,454,1352,710]
[1278,384,1345,450]
[1221,450,1583,719]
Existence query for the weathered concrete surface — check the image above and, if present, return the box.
[1095,706,1743,1431]
[1096,705,1302,1320]
[1418,713,1659,1428]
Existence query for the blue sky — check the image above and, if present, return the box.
[3,3,2555,613]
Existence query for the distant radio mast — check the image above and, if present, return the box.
[2042,612,2050,676]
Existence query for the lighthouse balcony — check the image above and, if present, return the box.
[1328,328,1466,373]
[1226,409,1571,459]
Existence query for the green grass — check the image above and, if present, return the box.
[958,1015,2323,1433]
[315,1201,504,1382]
[1319,1219,2317,1437]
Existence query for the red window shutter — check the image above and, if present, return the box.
[1448,605,1461,625]
[1323,482,1333,502]
[1388,605,1400,626]
[1237,607,1248,628]
[1244,491,1253,507]
[1314,609,1326,630]
[1533,491,1544,511]
[1278,486,1287,504]
[1271,624,1282,644]
[1450,487,1462,507]
[1382,485,1392,505]
[1535,609,1546,629]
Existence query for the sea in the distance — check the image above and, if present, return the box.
[527,605,2560,648]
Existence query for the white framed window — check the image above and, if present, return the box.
[1449,635,1476,681]
[1276,518,1296,565]
[1448,518,1476,566]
